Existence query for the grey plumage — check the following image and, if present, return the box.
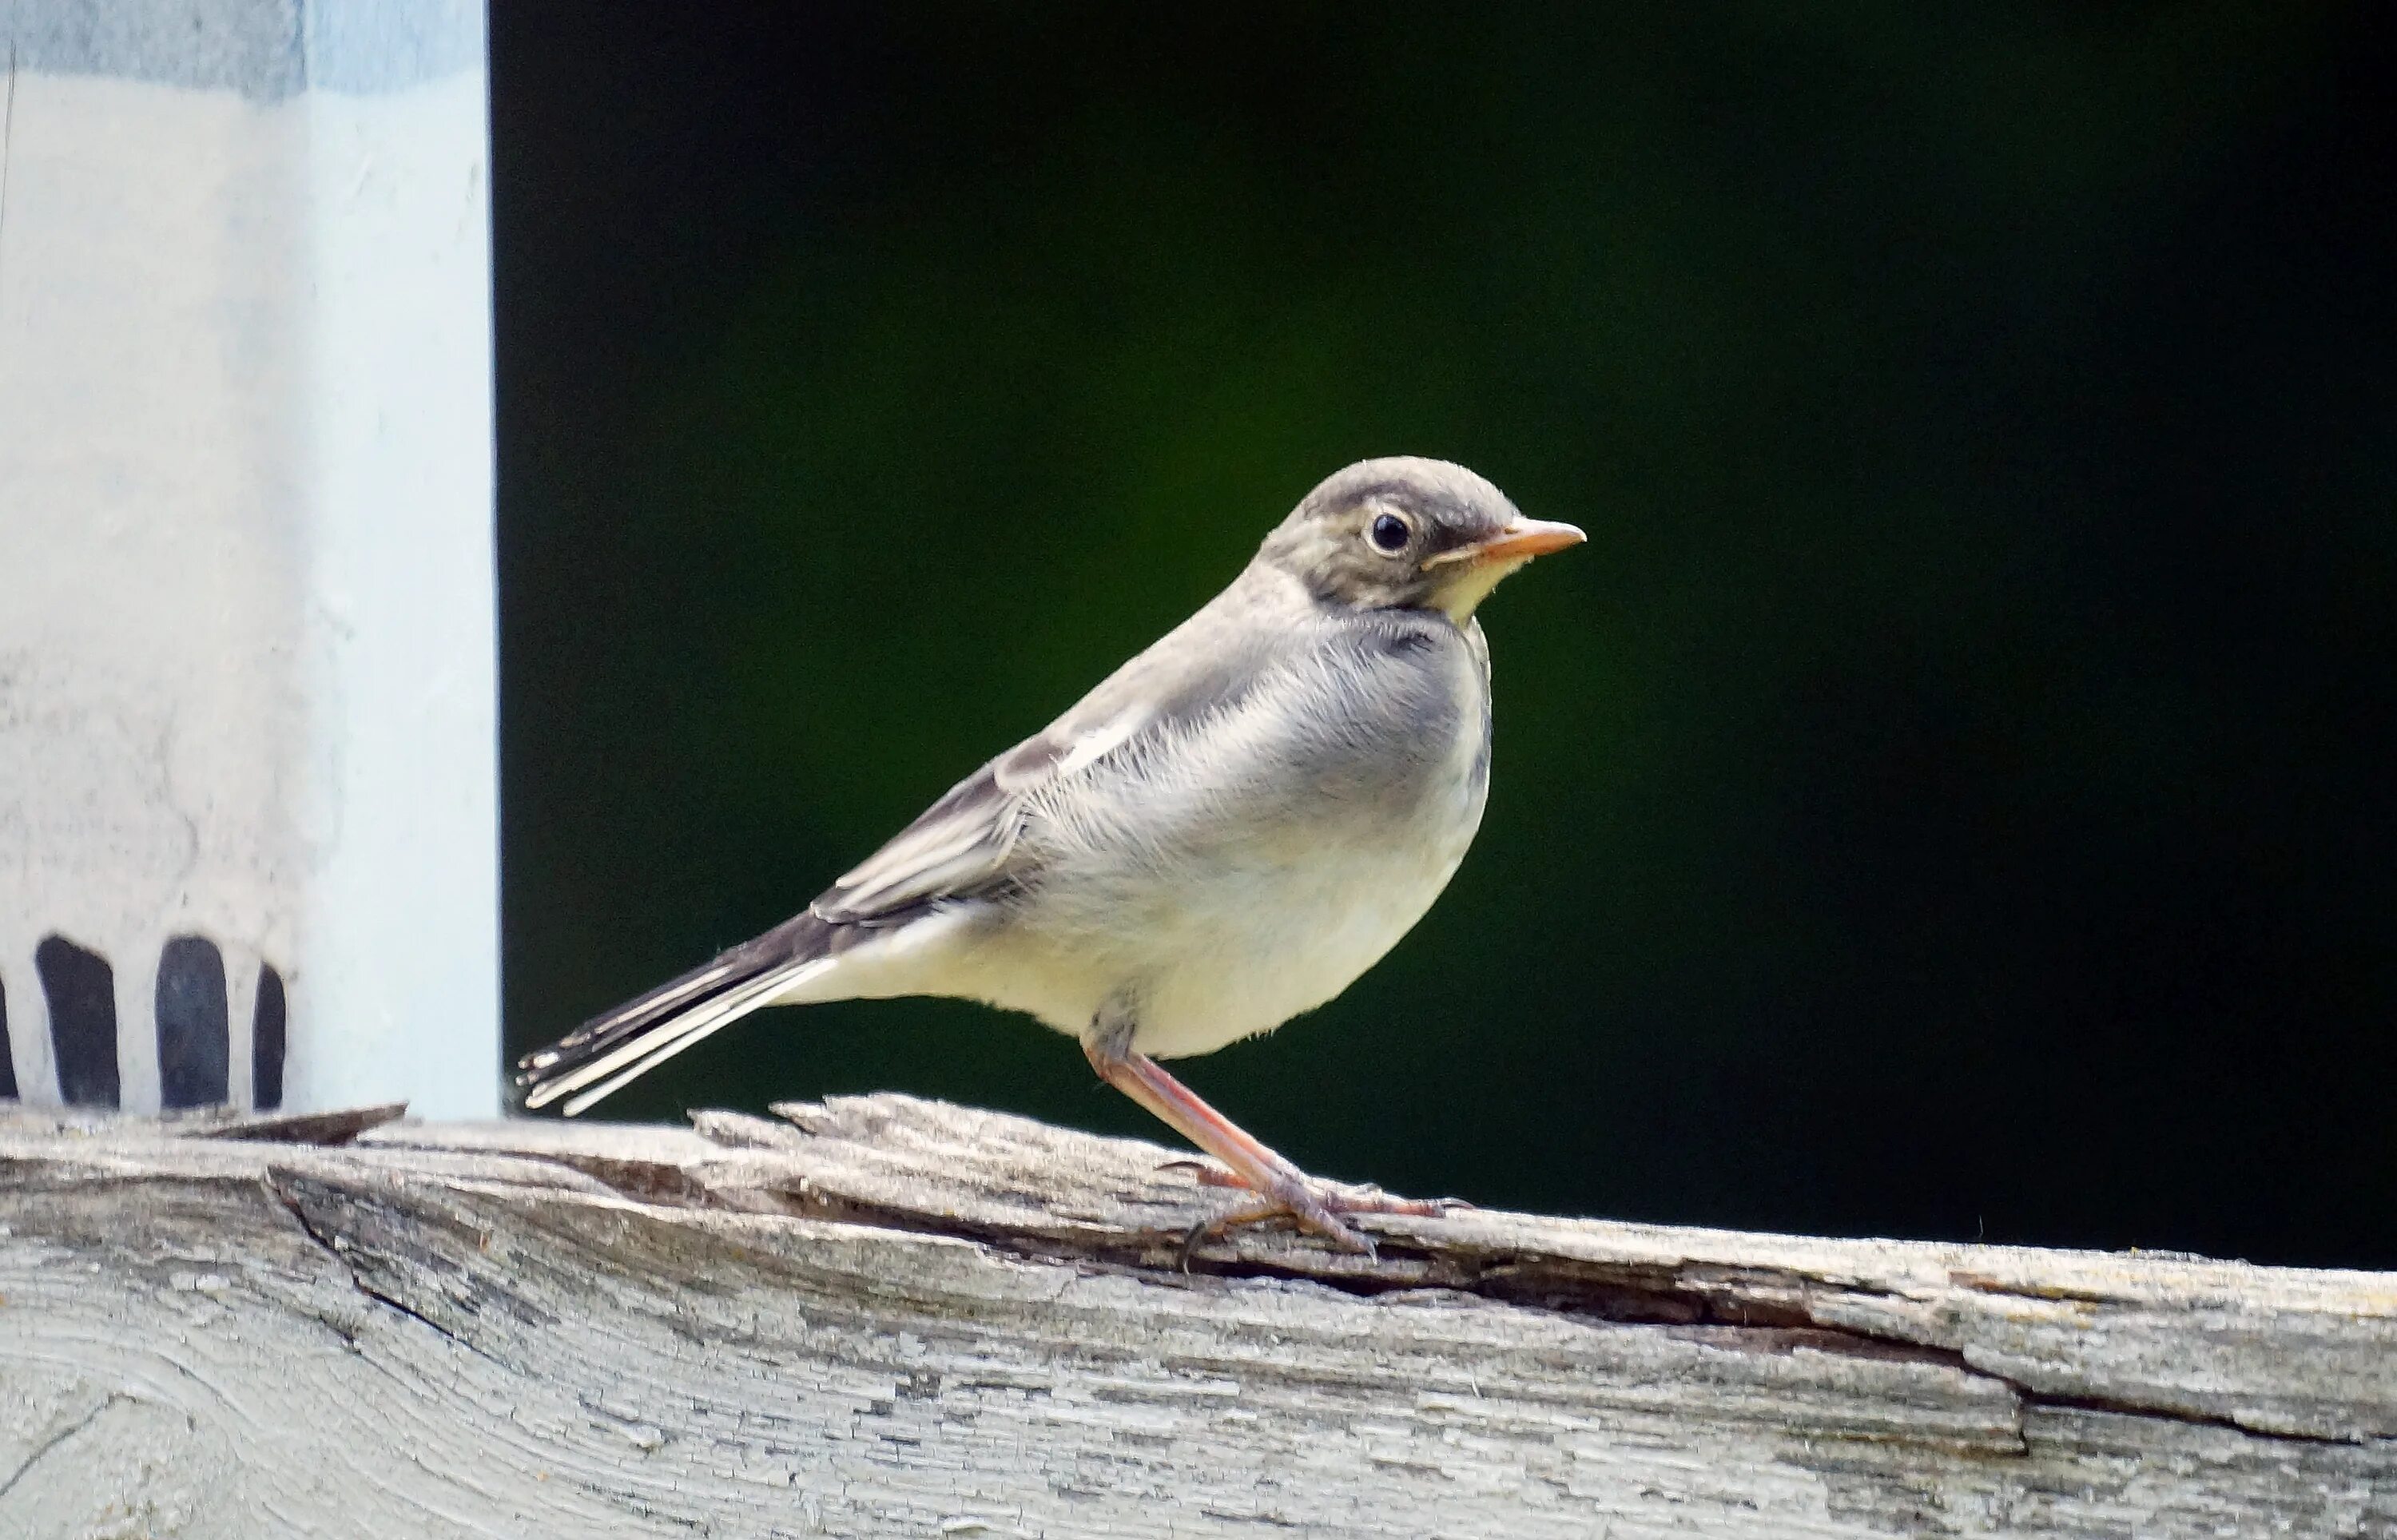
[519,456,1580,1248]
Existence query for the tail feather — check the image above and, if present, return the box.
[516,911,837,1116]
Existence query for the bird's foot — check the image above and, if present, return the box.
[1164,1157,1468,1211]
[1160,1160,1469,1261]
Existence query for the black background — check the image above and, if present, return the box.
[495,4,2395,1268]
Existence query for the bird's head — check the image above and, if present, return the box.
[1259,457,1584,623]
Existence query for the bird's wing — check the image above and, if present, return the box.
[517,680,1213,1113]
[813,595,1270,924]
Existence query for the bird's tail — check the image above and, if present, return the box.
[515,912,841,1117]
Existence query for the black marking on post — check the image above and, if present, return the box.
[157,936,231,1109]
[253,963,288,1110]
[0,972,16,1100]
[37,935,119,1108]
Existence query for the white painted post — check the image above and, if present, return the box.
[0,1,497,1117]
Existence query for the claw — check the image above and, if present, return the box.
[1157,1157,1247,1190]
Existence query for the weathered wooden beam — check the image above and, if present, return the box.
[2,1095,2390,1537]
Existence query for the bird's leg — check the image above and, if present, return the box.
[1084,1038,1365,1252]
[1082,1019,1446,1255]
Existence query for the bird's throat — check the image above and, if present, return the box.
[1431,555,1532,623]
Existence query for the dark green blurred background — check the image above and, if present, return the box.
[495,5,2395,1268]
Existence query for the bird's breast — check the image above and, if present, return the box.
[934,614,1495,1057]
[1119,620,1493,1057]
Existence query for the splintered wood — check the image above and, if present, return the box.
[1,1095,2391,1538]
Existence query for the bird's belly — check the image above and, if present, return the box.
[918,776,1487,1057]
[1126,828,1474,1058]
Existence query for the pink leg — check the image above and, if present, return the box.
[1083,1036,1448,1253]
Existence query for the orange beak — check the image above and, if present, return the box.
[1423,517,1587,570]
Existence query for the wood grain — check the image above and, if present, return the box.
[2,1094,2391,1537]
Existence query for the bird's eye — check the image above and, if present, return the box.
[1367,512,1412,554]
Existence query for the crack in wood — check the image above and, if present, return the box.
[0,1392,120,1501]
[268,1168,527,1369]
[486,1125,2365,1457]
[336,1099,2397,1455]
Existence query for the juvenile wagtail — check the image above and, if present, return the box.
[519,457,1583,1249]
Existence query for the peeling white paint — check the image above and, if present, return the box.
[0,3,495,1115]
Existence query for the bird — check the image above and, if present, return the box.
[517,457,1583,1251]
